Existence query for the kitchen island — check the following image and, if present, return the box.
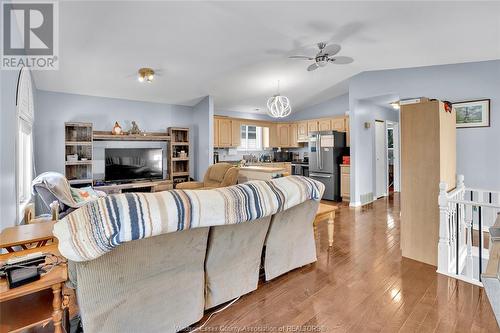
[238,165,286,183]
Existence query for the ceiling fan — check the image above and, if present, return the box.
[289,42,353,71]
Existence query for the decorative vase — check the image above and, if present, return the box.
[112,122,122,135]
[129,121,141,135]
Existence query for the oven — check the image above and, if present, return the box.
[302,165,309,177]
[291,163,309,177]
[291,163,301,176]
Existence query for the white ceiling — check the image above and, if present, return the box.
[33,1,500,113]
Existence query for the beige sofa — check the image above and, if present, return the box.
[68,199,319,333]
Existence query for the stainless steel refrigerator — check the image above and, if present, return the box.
[308,131,347,201]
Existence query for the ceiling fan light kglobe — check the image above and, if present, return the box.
[267,94,291,118]
[318,60,328,67]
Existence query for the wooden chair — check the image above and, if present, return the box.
[24,201,59,224]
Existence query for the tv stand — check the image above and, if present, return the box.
[94,179,173,195]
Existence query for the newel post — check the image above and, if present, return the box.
[438,181,451,274]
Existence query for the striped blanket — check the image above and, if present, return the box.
[53,176,324,262]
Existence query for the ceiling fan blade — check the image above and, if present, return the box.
[329,56,354,65]
[289,55,314,60]
[307,63,319,71]
[322,43,341,56]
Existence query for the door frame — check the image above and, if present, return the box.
[374,120,387,199]
[387,121,401,193]
[374,120,401,200]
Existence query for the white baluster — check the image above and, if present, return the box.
[477,191,485,279]
[482,191,495,230]
[457,175,465,195]
[450,202,456,255]
[465,204,473,279]
[438,182,451,274]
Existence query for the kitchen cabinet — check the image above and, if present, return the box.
[331,117,345,132]
[340,165,350,202]
[218,118,232,147]
[277,124,290,147]
[308,121,319,133]
[267,123,278,148]
[213,115,348,149]
[288,123,299,147]
[297,121,308,142]
[284,162,292,175]
[318,119,331,131]
[276,123,299,148]
[231,119,241,147]
[214,118,219,147]
[214,117,241,147]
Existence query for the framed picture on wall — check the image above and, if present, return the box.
[453,99,490,128]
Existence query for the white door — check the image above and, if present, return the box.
[375,120,386,198]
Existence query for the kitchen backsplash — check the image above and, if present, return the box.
[215,147,308,162]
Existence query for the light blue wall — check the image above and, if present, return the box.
[350,60,500,204]
[215,94,348,123]
[192,96,214,180]
[215,109,275,121]
[34,91,196,182]
[350,100,398,204]
[287,93,349,121]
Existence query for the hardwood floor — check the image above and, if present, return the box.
[198,194,499,332]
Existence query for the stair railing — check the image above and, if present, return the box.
[438,175,500,285]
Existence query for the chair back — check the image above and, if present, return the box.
[203,163,239,188]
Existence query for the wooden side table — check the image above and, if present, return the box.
[314,203,338,247]
[0,221,56,252]
[0,244,68,333]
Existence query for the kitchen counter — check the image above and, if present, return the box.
[240,166,286,173]
[238,165,286,183]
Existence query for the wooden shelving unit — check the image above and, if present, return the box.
[168,127,190,187]
[65,122,93,187]
[93,131,170,141]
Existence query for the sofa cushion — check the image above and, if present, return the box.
[205,216,271,309]
[264,200,319,280]
[71,228,209,333]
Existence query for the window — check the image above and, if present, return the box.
[18,119,33,205]
[16,68,34,221]
[238,125,263,151]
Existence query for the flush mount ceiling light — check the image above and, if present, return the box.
[267,80,291,118]
[138,67,155,83]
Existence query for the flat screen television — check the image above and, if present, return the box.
[105,148,163,182]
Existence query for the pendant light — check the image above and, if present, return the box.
[267,80,291,118]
